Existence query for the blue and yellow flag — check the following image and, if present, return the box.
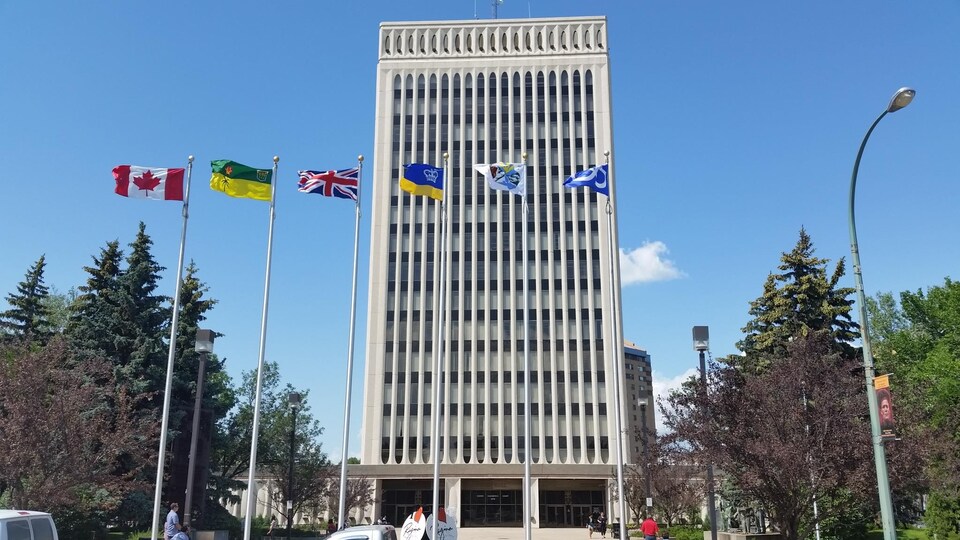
[401,164,444,200]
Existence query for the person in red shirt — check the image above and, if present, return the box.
[640,516,658,540]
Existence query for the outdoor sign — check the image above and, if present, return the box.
[874,374,897,440]
[400,507,426,540]
[426,508,457,540]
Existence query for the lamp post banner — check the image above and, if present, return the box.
[874,375,897,440]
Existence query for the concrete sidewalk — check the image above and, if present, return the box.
[458,527,615,540]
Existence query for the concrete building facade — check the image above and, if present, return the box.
[356,16,634,529]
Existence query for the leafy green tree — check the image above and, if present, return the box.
[868,278,960,533]
[210,361,331,523]
[736,229,858,371]
[41,286,77,335]
[0,255,54,343]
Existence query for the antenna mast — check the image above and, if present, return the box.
[492,0,503,18]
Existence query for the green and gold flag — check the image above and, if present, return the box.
[210,159,273,201]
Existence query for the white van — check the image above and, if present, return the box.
[0,511,58,540]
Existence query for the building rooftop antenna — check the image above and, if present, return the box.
[492,0,503,19]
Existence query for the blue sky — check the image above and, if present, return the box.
[2,1,958,455]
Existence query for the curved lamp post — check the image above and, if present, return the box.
[848,86,915,540]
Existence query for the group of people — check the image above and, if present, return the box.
[586,510,608,538]
[587,512,668,540]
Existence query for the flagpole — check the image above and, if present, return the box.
[521,152,532,540]
[242,156,280,540]
[430,153,450,526]
[150,155,194,540]
[603,152,629,539]
[337,155,364,530]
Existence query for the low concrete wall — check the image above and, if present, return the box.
[194,532,230,540]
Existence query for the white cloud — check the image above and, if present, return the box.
[619,241,685,285]
[651,367,699,433]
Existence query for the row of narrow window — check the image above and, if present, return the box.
[384,26,605,56]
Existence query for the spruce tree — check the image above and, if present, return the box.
[117,222,169,400]
[736,228,859,372]
[162,261,237,522]
[0,255,54,343]
[66,240,126,361]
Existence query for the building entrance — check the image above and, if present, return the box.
[538,489,605,528]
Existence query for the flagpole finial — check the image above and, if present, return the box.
[443,152,449,161]
[522,151,528,160]
[273,156,280,163]
[604,150,610,158]
[358,155,364,162]
[188,155,194,163]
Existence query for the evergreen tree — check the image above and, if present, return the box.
[736,228,859,372]
[66,240,126,360]
[65,225,171,529]
[116,222,169,400]
[0,255,54,343]
[163,261,237,523]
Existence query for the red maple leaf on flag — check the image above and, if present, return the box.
[133,170,162,192]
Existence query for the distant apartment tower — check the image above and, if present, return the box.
[358,16,625,528]
[622,342,655,464]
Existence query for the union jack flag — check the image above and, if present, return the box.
[297,167,359,201]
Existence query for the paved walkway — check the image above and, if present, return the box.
[459,527,615,540]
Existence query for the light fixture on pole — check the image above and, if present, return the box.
[692,326,717,540]
[848,87,915,540]
[184,328,215,528]
[637,398,652,518]
[287,392,302,540]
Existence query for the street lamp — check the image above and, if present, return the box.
[692,326,717,540]
[287,392,302,540]
[184,329,215,528]
[637,398,652,518]
[848,87,915,540]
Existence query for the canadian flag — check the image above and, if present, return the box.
[113,165,185,201]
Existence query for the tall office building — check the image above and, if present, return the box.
[622,342,655,465]
[358,16,624,528]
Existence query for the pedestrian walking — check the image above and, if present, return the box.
[640,515,658,540]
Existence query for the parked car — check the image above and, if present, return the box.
[0,510,58,540]
[325,525,397,540]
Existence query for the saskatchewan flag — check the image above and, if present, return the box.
[210,159,273,201]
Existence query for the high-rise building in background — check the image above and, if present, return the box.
[356,16,647,529]
[622,342,655,465]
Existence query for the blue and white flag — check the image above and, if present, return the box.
[475,163,526,195]
[563,164,609,196]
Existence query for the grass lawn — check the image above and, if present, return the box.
[866,529,930,539]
